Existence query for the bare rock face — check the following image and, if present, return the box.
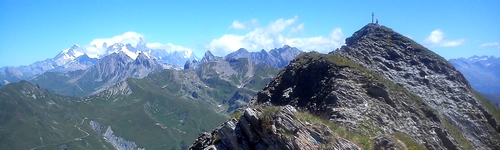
[190,106,361,150]
[190,24,500,150]
[373,134,404,150]
[334,23,500,149]
[225,45,303,68]
[255,53,465,149]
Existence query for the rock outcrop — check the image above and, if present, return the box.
[334,23,500,149]
[190,24,500,150]
[190,106,361,150]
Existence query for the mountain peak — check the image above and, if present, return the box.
[337,23,452,69]
[71,44,80,49]
[449,55,500,94]
[282,44,291,49]
[345,23,392,46]
[236,48,249,53]
[191,24,500,149]
[136,52,149,60]
[201,50,216,62]
[333,24,500,149]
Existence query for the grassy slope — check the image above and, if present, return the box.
[3,58,280,149]
[0,69,228,149]
[0,81,113,150]
[30,70,105,97]
[77,70,227,149]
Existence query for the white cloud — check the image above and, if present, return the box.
[440,39,465,47]
[290,23,304,34]
[145,42,162,48]
[285,28,344,53]
[425,30,443,44]
[424,29,465,47]
[207,34,245,54]
[480,42,500,49]
[79,32,145,56]
[146,42,194,58]
[146,42,193,53]
[265,16,298,34]
[208,16,344,56]
[90,32,143,48]
[77,32,193,58]
[229,20,246,30]
[229,19,259,30]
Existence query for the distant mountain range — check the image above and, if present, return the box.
[2,24,500,150]
[0,40,197,86]
[0,44,301,149]
[30,52,165,97]
[449,55,500,94]
[225,45,302,68]
[25,45,300,97]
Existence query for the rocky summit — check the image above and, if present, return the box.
[189,24,500,150]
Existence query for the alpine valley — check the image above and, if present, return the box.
[1,24,499,150]
[0,40,301,149]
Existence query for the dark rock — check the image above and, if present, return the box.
[373,135,403,150]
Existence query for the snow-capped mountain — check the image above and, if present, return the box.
[30,51,165,97]
[0,45,98,82]
[53,45,85,65]
[449,55,500,94]
[0,41,198,86]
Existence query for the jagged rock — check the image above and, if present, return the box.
[190,24,500,150]
[31,52,164,97]
[184,59,200,70]
[202,51,216,63]
[190,106,361,150]
[225,45,303,68]
[373,135,403,150]
[334,23,500,149]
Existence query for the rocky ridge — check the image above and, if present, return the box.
[30,52,164,97]
[185,45,302,71]
[190,24,500,149]
[183,47,301,112]
[334,23,500,149]
[225,45,303,68]
[190,105,362,150]
[186,51,281,112]
[0,41,197,87]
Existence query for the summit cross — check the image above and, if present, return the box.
[372,12,374,23]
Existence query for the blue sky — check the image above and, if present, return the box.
[1,0,498,67]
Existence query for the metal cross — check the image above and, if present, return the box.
[372,12,374,23]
